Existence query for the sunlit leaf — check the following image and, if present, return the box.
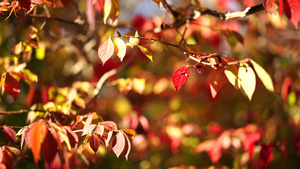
[103,0,112,24]
[101,121,118,131]
[208,68,227,98]
[284,0,300,28]
[121,129,136,140]
[238,64,256,101]
[250,59,274,92]
[111,132,126,158]
[30,120,47,165]
[172,66,190,91]
[113,37,126,61]
[121,130,132,160]
[263,0,278,15]
[137,45,153,62]
[224,66,239,89]
[98,37,114,66]
[128,31,140,47]
[109,0,120,22]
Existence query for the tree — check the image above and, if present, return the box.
[0,0,299,168]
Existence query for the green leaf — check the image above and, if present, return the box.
[238,63,256,101]
[250,59,274,92]
[137,45,153,62]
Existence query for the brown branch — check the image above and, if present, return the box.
[0,109,30,115]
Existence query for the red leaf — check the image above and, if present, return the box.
[64,127,78,149]
[263,0,278,15]
[11,71,28,80]
[60,0,70,7]
[42,131,58,167]
[18,0,31,10]
[98,37,114,66]
[5,146,28,158]
[284,0,300,28]
[101,121,118,131]
[260,144,273,167]
[279,0,283,19]
[111,132,126,158]
[208,68,227,98]
[2,126,16,145]
[242,132,261,159]
[4,73,20,101]
[172,66,190,91]
[280,138,288,164]
[89,134,101,153]
[30,120,47,165]
[208,144,222,163]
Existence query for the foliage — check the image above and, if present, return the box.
[0,0,300,168]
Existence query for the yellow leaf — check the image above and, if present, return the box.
[113,37,126,61]
[224,66,238,89]
[109,0,120,23]
[103,0,112,24]
[238,64,256,101]
[128,31,140,47]
[250,59,274,92]
[137,45,153,62]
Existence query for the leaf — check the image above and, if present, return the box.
[260,144,273,167]
[42,130,58,167]
[103,0,112,24]
[113,37,126,61]
[30,120,47,165]
[138,45,153,62]
[128,31,140,47]
[2,126,16,145]
[111,132,126,158]
[242,132,261,158]
[281,77,292,101]
[224,66,239,89]
[105,131,113,147]
[284,0,300,28]
[121,129,136,140]
[263,0,278,15]
[238,64,256,101]
[4,73,20,101]
[172,66,190,91]
[64,127,79,149]
[89,134,101,153]
[98,37,114,66]
[13,42,24,55]
[11,71,28,80]
[109,0,120,22]
[250,59,274,92]
[132,78,146,94]
[101,121,118,131]
[18,0,31,11]
[82,113,97,136]
[121,130,132,160]
[5,146,28,158]
[60,0,70,7]
[208,68,227,98]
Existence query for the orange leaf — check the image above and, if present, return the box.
[30,120,47,165]
[109,0,119,22]
[121,129,136,140]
